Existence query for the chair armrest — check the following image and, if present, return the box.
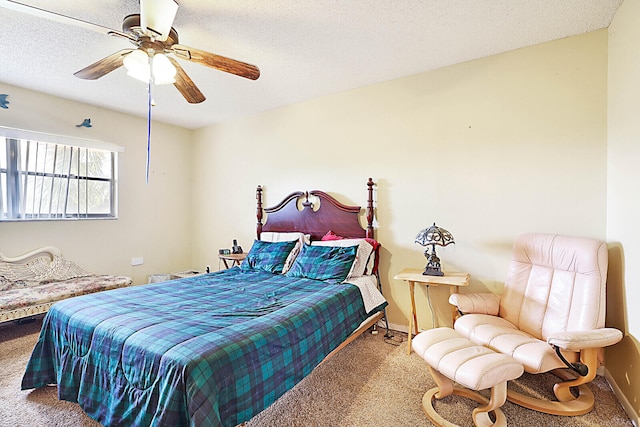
[547,328,623,351]
[448,292,500,315]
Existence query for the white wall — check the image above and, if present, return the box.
[0,84,194,284]
[191,30,608,331]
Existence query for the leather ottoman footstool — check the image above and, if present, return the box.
[412,327,524,427]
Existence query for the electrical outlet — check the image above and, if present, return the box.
[131,257,144,266]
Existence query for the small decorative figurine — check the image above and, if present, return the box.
[76,118,92,128]
[0,94,9,109]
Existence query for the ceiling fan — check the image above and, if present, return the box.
[1,0,261,104]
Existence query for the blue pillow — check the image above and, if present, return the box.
[240,240,297,274]
[285,244,358,283]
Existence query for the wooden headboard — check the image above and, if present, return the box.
[256,178,376,241]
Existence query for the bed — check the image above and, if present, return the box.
[21,179,387,427]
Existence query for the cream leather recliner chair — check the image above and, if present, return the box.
[449,233,623,416]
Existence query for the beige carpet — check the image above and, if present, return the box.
[0,318,633,427]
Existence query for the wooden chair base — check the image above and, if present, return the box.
[422,385,507,427]
[506,348,598,416]
[506,383,594,416]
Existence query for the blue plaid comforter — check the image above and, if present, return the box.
[22,268,383,426]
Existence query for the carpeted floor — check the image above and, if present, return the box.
[0,318,633,427]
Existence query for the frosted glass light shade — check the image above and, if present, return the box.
[123,50,176,85]
[123,49,150,83]
[152,54,176,85]
[140,0,179,41]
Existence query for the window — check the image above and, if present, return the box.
[0,127,121,221]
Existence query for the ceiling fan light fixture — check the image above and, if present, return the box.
[123,49,151,83]
[140,0,179,41]
[123,50,176,85]
[19,0,257,103]
[152,53,176,85]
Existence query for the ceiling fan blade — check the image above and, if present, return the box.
[1,0,136,41]
[168,57,206,104]
[140,0,178,41]
[74,49,134,80]
[172,44,260,81]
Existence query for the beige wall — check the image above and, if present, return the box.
[0,84,194,284]
[607,0,640,420]
[192,29,608,332]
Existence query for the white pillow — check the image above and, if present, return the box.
[260,232,311,274]
[259,232,309,243]
[311,238,374,278]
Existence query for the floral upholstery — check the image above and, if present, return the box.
[0,248,132,323]
[1,275,132,322]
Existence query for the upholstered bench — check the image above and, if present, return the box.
[412,327,524,427]
[1,246,132,323]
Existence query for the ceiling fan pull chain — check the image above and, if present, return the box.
[146,78,152,184]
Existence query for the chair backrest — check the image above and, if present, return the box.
[499,233,608,340]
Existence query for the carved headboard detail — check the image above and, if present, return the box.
[256,178,376,241]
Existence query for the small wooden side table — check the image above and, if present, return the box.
[394,268,470,354]
[218,253,247,269]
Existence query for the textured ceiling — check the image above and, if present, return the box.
[0,0,624,129]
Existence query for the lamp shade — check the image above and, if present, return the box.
[140,0,179,41]
[415,223,455,247]
[151,53,176,84]
[123,49,151,83]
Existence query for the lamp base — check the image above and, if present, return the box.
[422,267,444,276]
[423,248,444,276]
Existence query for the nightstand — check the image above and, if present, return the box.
[218,253,247,269]
[394,268,470,354]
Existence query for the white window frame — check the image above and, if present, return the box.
[0,126,123,221]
